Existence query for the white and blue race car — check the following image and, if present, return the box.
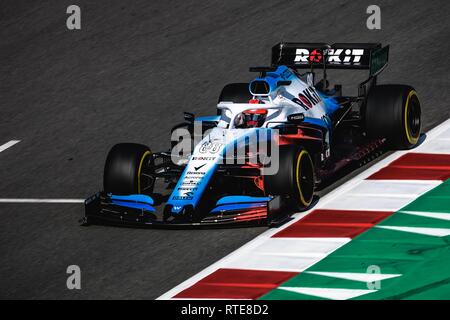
[83,42,421,227]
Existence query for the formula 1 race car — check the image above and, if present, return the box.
[82,42,421,228]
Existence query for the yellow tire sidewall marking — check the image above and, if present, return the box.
[404,90,419,145]
[295,149,313,207]
[137,150,152,193]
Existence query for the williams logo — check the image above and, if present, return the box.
[184,191,195,197]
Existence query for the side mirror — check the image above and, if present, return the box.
[184,112,195,123]
[287,113,305,124]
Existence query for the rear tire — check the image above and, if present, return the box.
[103,143,155,195]
[365,85,421,149]
[264,145,315,211]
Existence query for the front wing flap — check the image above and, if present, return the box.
[82,192,283,228]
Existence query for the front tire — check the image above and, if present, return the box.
[103,143,155,195]
[264,145,315,211]
[365,85,421,149]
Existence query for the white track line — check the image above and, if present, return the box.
[0,141,84,204]
[0,199,84,203]
[158,118,450,300]
[0,140,20,153]
[278,287,376,300]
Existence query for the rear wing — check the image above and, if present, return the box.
[271,42,389,77]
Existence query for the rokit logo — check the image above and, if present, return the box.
[308,49,323,63]
[294,48,365,65]
[292,86,322,111]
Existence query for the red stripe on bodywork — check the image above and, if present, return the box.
[272,209,393,238]
[174,268,297,299]
[368,153,450,180]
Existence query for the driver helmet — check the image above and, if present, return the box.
[234,109,268,128]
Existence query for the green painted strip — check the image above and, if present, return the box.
[401,179,450,213]
[380,212,450,228]
[261,179,450,300]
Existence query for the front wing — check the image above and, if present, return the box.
[81,192,284,228]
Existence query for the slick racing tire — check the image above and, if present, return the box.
[103,143,155,195]
[365,85,421,149]
[264,145,315,211]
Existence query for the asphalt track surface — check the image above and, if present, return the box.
[0,0,449,299]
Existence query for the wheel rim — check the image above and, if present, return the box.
[137,151,155,194]
[295,150,314,207]
[405,91,421,144]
